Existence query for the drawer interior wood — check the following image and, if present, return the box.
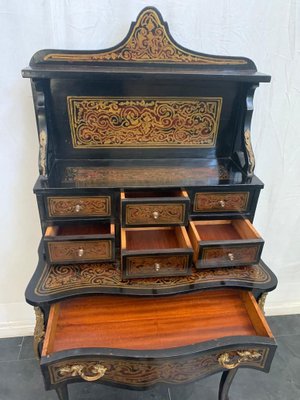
[192,219,261,242]
[122,189,188,199]
[42,289,273,356]
[45,222,113,238]
[123,227,191,251]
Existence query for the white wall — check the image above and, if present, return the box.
[0,0,299,337]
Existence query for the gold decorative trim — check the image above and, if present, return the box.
[39,130,47,176]
[244,129,255,176]
[58,363,107,382]
[47,196,111,218]
[67,96,222,148]
[33,306,45,358]
[193,192,249,213]
[218,350,265,370]
[258,292,268,314]
[48,347,268,386]
[43,9,248,65]
[125,203,185,225]
[35,263,272,296]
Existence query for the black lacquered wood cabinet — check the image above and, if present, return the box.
[23,7,277,400]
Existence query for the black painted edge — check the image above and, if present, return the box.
[25,256,278,306]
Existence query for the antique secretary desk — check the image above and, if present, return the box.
[23,7,278,400]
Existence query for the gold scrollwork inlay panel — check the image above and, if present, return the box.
[126,255,189,277]
[35,263,272,296]
[47,240,112,263]
[67,97,222,148]
[194,192,249,212]
[126,203,185,225]
[48,348,268,386]
[47,196,111,218]
[63,165,229,186]
[201,245,260,264]
[43,9,248,65]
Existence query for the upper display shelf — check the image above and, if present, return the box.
[22,7,270,180]
[22,7,270,81]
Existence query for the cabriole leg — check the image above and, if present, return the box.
[218,369,238,400]
[55,384,69,400]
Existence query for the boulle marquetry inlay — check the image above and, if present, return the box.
[194,192,249,212]
[47,196,111,217]
[47,240,112,263]
[67,97,222,148]
[126,255,189,276]
[48,347,268,386]
[126,203,185,225]
[35,263,271,296]
[202,245,260,263]
[63,165,229,186]
[43,9,248,66]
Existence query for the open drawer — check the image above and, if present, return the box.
[40,289,276,389]
[121,226,193,279]
[188,219,264,268]
[120,189,190,227]
[44,222,115,264]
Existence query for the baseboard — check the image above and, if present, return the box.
[0,322,34,338]
[265,302,300,316]
[0,302,35,338]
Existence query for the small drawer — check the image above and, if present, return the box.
[46,196,111,218]
[121,189,190,227]
[121,226,193,279]
[44,222,115,264]
[193,191,250,213]
[188,219,264,268]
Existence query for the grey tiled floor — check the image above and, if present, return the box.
[0,315,299,400]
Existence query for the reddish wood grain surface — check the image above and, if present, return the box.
[56,222,110,236]
[196,223,241,241]
[126,229,180,250]
[44,289,269,355]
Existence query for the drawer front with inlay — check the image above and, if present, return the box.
[43,222,115,264]
[124,254,191,279]
[193,192,250,213]
[121,226,193,279]
[46,196,111,218]
[46,240,113,263]
[121,189,190,227]
[188,219,264,268]
[44,345,272,388]
[199,244,262,267]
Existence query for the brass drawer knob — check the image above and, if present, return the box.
[78,248,84,257]
[75,204,82,213]
[154,262,161,271]
[219,200,226,208]
[227,252,235,261]
[152,211,160,220]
